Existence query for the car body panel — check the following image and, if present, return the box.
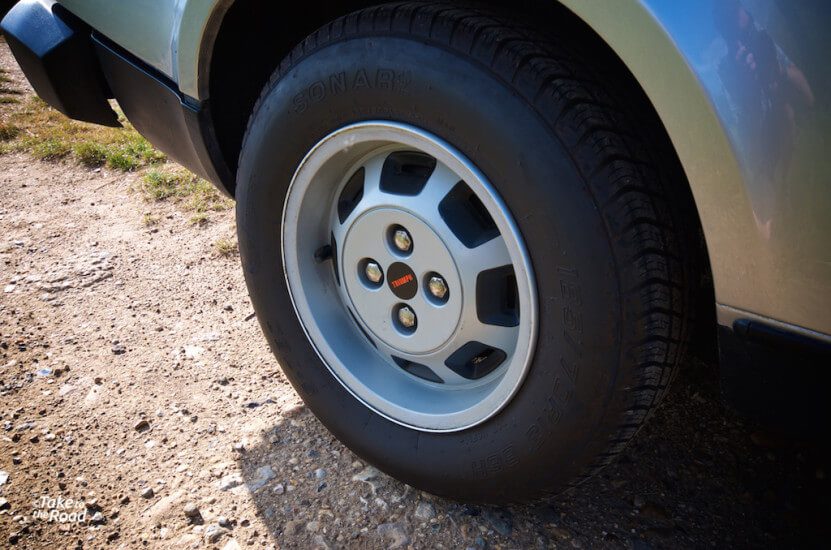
[57,0,226,97]
[551,0,830,337]
[52,0,831,336]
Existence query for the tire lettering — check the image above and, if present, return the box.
[291,68,412,113]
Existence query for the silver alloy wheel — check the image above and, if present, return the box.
[282,122,537,432]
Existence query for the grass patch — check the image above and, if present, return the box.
[0,122,20,141]
[0,97,20,104]
[214,238,238,257]
[1,95,165,170]
[142,213,160,227]
[106,150,139,171]
[32,137,70,159]
[140,168,231,223]
[73,141,108,167]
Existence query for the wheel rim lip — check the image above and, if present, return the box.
[281,121,538,432]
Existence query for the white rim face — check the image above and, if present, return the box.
[282,122,537,432]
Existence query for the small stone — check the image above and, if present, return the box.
[140,487,154,499]
[377,522,410,549]
[119,495,130,506]
[284,520,304,535]
[0,471,8,486]
[273,484,285,495]
[222,539,242,550]
[183,502,202,522]
[218,473,243,491]
[218,516,231,528]
[352,466,382,493]
[0,498,10,511]
[111,342,126,355]
[184,345,205,359]
[414,500,436,521]
[90,511,106,525]
[282,403,305,418]
[483,508,513,537]
[204,525,227,543]
[134,419,150,433]
[314,468,327,480]
[247,465,275,492]
[551,526,571,540]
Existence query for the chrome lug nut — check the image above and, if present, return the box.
[428,276,448,300]
[397,306,416,329]
[393,229,412,252]
[364,261,383,284]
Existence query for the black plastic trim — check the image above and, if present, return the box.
[718,321,830,431]
[0,0,118,126]
[92,34,234,195]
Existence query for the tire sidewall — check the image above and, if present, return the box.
[236,35,623,500]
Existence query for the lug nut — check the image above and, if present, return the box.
[393,228,412,252]
[364,261,383,284]
[397,306,416,329]
[428,276,448,300]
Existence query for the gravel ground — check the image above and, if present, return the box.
[1,42,829,549]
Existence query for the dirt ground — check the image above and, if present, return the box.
[1,42,829,550]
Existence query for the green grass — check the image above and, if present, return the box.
[32,137,70,159]
[0,122,20,141]
[142,213,160,227]
[0,65,228,227]
[0,95,166,171]
[139,168,231,223]
[73,141,108,167]
[214,238,238,257]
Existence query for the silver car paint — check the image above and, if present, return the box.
[559,0,831,339]
[55,0,831,338]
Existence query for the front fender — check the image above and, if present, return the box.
[561,0,831,338]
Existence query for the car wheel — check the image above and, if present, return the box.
[235,2,692,502]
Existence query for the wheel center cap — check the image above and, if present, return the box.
[339,207,463,355]
[387,262,417,299]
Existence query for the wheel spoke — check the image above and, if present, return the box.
[428,361,479,386]
[380,161,458,223]
[468,321,518,355]
[459,236,512,273]
[361,154,386,197]
[413,162,459,211]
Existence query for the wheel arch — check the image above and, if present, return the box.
[193,0,722,345]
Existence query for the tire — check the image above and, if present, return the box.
[235,2,692,502]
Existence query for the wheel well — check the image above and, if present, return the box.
[208,0,378,184]
[208,0,715,356]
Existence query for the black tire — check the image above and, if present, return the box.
[236,2,692,502]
